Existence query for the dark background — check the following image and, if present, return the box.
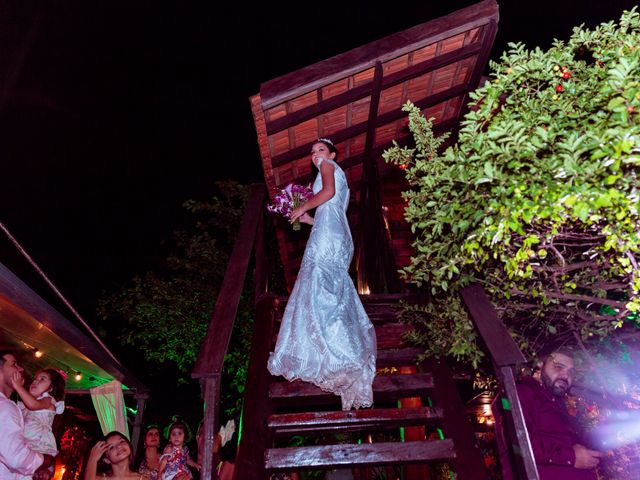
[1,0,638,425]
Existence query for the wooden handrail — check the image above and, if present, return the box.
[460,284,540,480]
[192,183,266,378]
[190,183,266,480]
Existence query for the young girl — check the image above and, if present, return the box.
[11,368,66,457]
[85,431,143,480]
[159,416,199,480]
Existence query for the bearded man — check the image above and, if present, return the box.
[517,346,603,479]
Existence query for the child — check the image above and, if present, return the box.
[11,368,66,458]
[159,416,200,480]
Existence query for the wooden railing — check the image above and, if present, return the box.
[191,183,268,480]
[460,284,540,480]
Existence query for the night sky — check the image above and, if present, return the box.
[1,0,638,352]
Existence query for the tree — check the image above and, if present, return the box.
[384,8,640,361]
[98,181,252,417]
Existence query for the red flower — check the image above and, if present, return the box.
[556,84,564,93]
[562,71,571,79]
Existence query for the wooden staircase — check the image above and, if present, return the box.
[235,293,490,479]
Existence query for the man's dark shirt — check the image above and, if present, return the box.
[517,376,596,480]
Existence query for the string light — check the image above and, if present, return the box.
[34,349,43,358]
[74,372,83,382]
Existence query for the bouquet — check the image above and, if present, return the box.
[267,183,313,231]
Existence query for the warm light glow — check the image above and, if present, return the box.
[53,464,65,480]
[359,284,371,295]
[34,350,43,358]
[74,372,82,381]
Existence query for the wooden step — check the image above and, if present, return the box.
[265,439,455,471]
[376,322,412,349]
[269,406,442,436]
[269,372,434,404]
[376,347,423,367]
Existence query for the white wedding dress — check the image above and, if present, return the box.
[267,158,377,410]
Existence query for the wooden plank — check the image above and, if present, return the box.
[265,41,484,136]
[269,372,434,401]
[271,82,468,167]
[234,294,279,479]
[457,19,499,120]
[375,322,412,349]
[423,358,489,480]
[198,377,221,480]
[459,284,526,367]
[259,0,499,108]
[269,406,442,436]
[192,184,265,377]
[376,348,423,367]
[265,439,455,470]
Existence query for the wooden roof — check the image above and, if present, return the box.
[0,261,148,394]
[251,0,499,292]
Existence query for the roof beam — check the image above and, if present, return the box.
[279,116,459,188]
[265,41,484,136]
[357,62,401,293]
[271,82,468,168]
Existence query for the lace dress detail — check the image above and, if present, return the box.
[267,158,377,410]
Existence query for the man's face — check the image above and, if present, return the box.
[0,354,23,390]
[540,352,575,397]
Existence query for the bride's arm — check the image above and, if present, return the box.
[290,162,335,221]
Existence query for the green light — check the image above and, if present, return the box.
[501,397,511,411]
[437,428,445,440]
[237,407,244,446]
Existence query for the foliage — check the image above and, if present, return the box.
[401,298,483,368]
[384,8,640,360]
[98,181,252,415]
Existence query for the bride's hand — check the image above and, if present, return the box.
[299,212,314,225]
[289,206,306,223]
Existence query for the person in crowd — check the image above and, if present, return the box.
[11,368,66,458]
[0,349,55,480]
[138,425,162,480]
[267,138,377,411]
[215,419,236,480]
[158,416,199,480]
[516,346,603,479]
[84,431,142,480]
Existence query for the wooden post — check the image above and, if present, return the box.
[423,358,489,480]
[460,284,540,480]
[500,366,540,480]
[234,294,278,479]
[200,377,221,480]
[398,365,429,480]
[131,392,149,457]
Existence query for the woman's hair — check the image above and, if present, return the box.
[144,423,160,436]
[97,431,134,473]
[163,415,192,443]
[315,138,338,159]
[39,368,66,401]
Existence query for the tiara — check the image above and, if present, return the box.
[317,137,334,146]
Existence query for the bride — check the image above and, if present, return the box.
[267,138,376,410]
